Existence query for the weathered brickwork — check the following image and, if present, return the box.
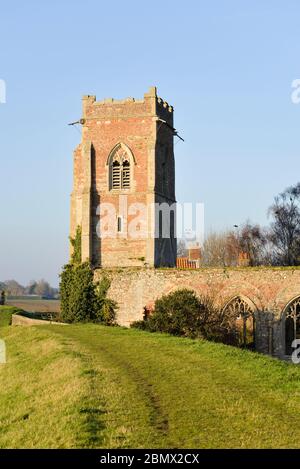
[71,87,176,268]
[71,87,300,360]
[95,267,300,357]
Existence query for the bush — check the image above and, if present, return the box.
[0,306,22,327]
[93,276,118,325]
[60,262,117,324]
[148,289,203,337]
[60,263,75,323]
[71,262,95,322]
[131,289,238,344]
[60,226,117,324]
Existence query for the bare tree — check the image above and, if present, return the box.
[202,224,268,267]
[268,183,300,265]
[26,280,37,295]
[177,239,188,257]
[34,279,53,297]
[202,231,239,267]
[237,222,268,266]
[4,280,25,296]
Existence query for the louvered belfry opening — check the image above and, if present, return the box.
[110,145,131,190]
[122,160,130,188]
[112,160,121,188]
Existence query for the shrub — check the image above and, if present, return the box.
[93,276,118,325]
[0,290,5,305]
[131,320,149,330]
[0,306,23,327]
[60,227,117,324]
[148,289,203,337]
[131,288,238,345]
[60,263,75,323]
[69,262,96,323]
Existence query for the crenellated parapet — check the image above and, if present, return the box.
[81,87,173,125]
[157,96,173,113]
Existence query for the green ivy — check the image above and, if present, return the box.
[94,276,118,325]
[70,225,82,265]
[60,226,117,324]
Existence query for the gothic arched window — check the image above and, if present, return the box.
[283,297,300,355]
[108,143,133,190]
[222,296,255,348]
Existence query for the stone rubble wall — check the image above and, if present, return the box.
[95,267,300,357]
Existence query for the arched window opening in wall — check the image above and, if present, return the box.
[108,143,134,190]
[283,296,300,355]
[222,296,255,349]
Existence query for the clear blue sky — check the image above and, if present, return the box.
[1,0,300,286]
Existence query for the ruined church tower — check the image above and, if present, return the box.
[70,87,177,268]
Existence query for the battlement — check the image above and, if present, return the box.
[156,96,173,113]
[82,87,173,121]
[83,95,144,106]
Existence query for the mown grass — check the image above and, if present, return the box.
[1,323,300,448]
[0,325,107,448]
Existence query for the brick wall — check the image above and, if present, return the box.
[71,87,176,268]
[95,267,300,357]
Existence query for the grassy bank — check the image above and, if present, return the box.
[0,323,300,448]
[0,306,22,327]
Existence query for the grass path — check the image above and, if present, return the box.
[1,322,300,448]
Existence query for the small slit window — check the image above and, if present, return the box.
[117,217,122,233]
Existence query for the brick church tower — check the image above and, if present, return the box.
[70,87,177,268]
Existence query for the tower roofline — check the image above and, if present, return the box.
[81,87,173,114]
